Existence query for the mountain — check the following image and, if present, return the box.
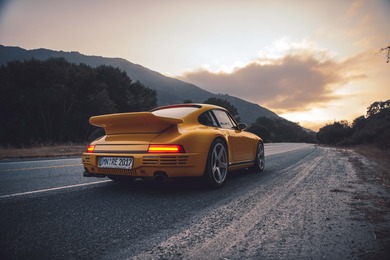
[0,45,278,124]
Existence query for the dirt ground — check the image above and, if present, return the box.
[343,147,390,258]
[0,144,86,160]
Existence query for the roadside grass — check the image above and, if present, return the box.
[345,144,390,258]
[351,144,390,188]
[0,143,86,160]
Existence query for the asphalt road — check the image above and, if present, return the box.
[0,143,387,259]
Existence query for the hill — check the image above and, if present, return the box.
[0,45,278,124]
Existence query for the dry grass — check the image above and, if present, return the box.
[0,144,86,160]
[346,145,390,258]
[351,145,390,188]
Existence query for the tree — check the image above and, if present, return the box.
[204,97,239,120]
[317,121,352,145]
[366,99,390,117]
[248,116,317,143]
[352,116,366,130]
[126,80,157,112]
[0,58,157,146]
[315,100,390,149]
[379,46,390,63]
[247,124,273,142]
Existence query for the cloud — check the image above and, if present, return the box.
[179,48,366,114]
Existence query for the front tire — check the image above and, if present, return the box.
[204,139,228,188]
[250,142,265,172]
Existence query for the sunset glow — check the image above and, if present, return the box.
[0,0,389,131]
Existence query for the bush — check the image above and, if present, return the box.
[317,99,390,150]
[248,116,317,143]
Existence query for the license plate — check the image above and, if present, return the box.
[98,157,133,169]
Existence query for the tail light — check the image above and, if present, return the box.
[148,144,185,153]
[86,144,95,153]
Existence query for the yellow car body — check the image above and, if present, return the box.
[82,104,264,187]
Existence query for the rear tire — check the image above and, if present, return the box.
[204,139,228,188]
[250,142,265,172]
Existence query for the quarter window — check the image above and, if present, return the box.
[213,110,237,129]
[198,111,219,127]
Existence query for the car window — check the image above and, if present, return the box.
[152,107,199,119]
[198,111,219,127]
[213,110,237,129]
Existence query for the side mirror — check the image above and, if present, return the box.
[238,123,248,131]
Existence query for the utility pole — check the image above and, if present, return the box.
[380,46,390,63]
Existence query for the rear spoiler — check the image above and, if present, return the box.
[89,112,183,135]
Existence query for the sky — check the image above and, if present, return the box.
[0,0,389,131]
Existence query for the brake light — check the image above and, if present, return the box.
[86,144,95,153]
[148,144,185,153]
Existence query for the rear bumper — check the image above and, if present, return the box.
[82,152,207,178]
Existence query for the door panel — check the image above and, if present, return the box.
[212,109,254,163]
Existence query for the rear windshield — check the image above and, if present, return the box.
[152,107,199,119]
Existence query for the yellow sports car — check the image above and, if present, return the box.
[82,103,264,187]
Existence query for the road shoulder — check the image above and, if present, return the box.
[343,148,390,258]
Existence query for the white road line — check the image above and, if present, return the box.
[0,164,83,172]
[0,158,81,165]
[0,180,111,199]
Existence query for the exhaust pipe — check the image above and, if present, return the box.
[83,168,106,178]
[153,172,168,183]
